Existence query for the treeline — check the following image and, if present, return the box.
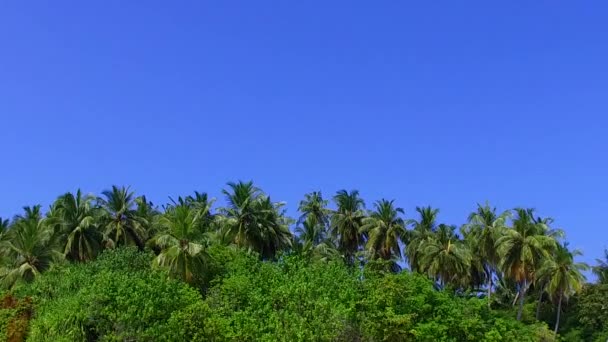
[0,181,606,341]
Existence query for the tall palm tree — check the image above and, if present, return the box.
[0,206,62,288]
[165,192,214,234]
[53,190,102,261]
[294,215,339,262]
[330,190,366,266]
[463,203,511,306]
[0,218,10,270]
[220,181,292,259]
[496,208,557,320]
[460,228,489,292]
[419,224,471,288]
[297,191,330,229]
[98,186,147,250]
[0,217,9,234]
[220,181,260,248]
[0,217,9,246]
[295,215,325,246]
[536,244,588,334]
[136,195,160,230]
[404,206,439,273]
[150,204,209,284]
[361,199,406,263]
[254,196,293,259]
[593,249,608,284]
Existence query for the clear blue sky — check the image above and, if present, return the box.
[1,2,606,267]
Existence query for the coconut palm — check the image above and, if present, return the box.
[536,243,588,334]
[150,204,210,284]
[361,199,406,263]
[296,215,325,246]
[593,249,608,284]
[0,217,9,244]
[165,192,214,234]
[297,191,330,228]
[98,186,147,250]
[254,196,293,259]
[463,203,511,306]
[220,181,292,259]
[0,217,9,233]
[330,190,366,265]
[220,181,260,248]
[419,224,471,287]
[135,195,160,232]
[460,228,489,292]
[528,215,563,319]
[295,215,338,259]
[0,217,11,267]
[404,206,439,273]
[496,208,557,320]
[0,206,62,288]
[53,190,102,261]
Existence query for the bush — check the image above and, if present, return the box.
[359,271,553,342]
[2,247,558,341]
[14,248,203,341]
[200,254,359,341]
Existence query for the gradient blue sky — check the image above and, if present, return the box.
[1,2,606,267]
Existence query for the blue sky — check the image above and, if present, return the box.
[1,2,606,268]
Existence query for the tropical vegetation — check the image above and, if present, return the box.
[0,181,604,341]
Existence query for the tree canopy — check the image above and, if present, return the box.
[0,182,604,341]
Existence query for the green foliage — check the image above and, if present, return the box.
[359,270,553,342]
[201,254,359,341]
[593,249,608,284]
[157,251,553,342]
[14,248,202,341]
[0,184,603,340]
[219,181,293,260]
[561,284,608,341]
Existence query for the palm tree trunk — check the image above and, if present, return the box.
[517,280,526,321]
[127,228,145,251]
[487,277,493,309]
[554,293,563,335]
[536,289,543,320]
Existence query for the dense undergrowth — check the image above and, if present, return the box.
[2,247,600,341]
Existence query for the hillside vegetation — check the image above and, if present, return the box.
[0,182,605,341]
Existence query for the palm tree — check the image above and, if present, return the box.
[419,224,471,288]
[460,228,489,292]
[330,190,366,265]
[361,199,406,264]
[592,249,608,284]
[220,181,292,259]
[254,196,293,259]
[0,206,62,288]
[404,206,439,273]
[0,217,9,233]
[496,208,557,320]
[294,216,339,262]
[136,195,161,232]
[463,203,511,306]
[536,243,588,334]
[0,217,11,268]
[0,217,9,244]
[98,186,147,250]
[150,204,209,284]
[297,191,330,229]
[165,192,214,235]
[295,215,325,246]
[53,190,102,261]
